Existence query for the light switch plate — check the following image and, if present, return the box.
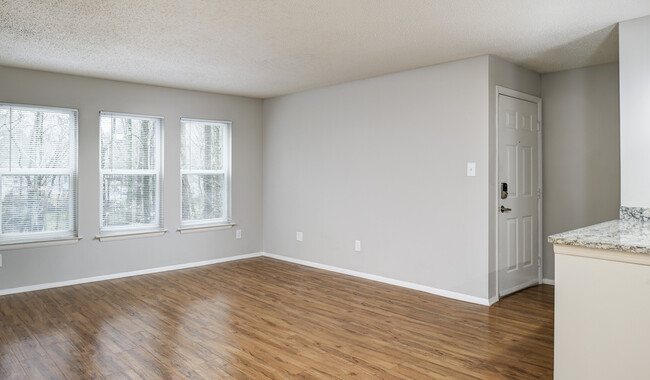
[296,232,303,241]
[467,162,476,177]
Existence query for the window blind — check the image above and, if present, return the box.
[99,112,163,233]
[180,118,231,227]
[0,104,78,243]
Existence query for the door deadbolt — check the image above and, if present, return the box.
[500,206,512,213]
[501,182,508,199]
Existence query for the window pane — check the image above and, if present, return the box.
[99,113,162,232]
[102,174,157,227]
[182,174,224,221]
[100,116,157,170]
[10,108,71,169]
[180,122,191,171]
[181,121,223,171]
[1,175,70,234]
[0,104,77,243]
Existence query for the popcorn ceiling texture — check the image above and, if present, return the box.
[1,0,649,98]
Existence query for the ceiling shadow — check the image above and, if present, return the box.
[520,24,619,73]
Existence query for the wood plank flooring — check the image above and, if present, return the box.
[0,257,554,379]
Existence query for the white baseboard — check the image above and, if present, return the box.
[0,251,504,307]
[0,252,263,296]
[499,278,540,297]
[262,252,491,306]
[489,278,554,304]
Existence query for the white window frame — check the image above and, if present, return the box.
[0,103,79,245]
[98,112,164,237]
[179,118,232,230]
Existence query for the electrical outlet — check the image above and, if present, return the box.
[354,240,361,252]
[235,229,242,239]
[0,254,3,267]
[296,231,303,241]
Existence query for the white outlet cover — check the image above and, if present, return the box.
[354,240,361,252]
[296,231,303,241]
[236,229,242,239]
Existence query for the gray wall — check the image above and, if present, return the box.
[541,63,621,280]
[0,58,620,296]
[488,56,541,297]
[263,56,492,301]
[620,16,650,208]
[0,66,263,291]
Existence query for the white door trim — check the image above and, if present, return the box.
[495,86,543,299]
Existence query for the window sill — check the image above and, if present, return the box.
[95,230,167,242]
[177,223,236,234]
[0,237,83,251]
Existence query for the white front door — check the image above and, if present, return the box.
[498,94,540,296]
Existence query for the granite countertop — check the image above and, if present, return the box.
[548,219,650,254]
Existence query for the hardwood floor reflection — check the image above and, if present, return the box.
[0,257,553,379]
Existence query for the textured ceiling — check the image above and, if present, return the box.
[1,1,649,98]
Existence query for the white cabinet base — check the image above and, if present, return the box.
[554,246,650,379]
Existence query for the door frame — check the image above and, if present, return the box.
[495,86,543,298]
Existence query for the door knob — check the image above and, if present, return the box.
[500,206,512,213]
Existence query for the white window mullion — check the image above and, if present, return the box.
[180,170,224,175]
[100,169,158,175]
[0,168,72,175]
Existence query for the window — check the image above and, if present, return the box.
[99,112,163,235]
[0,103,78,244]
[180,118,231,228]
